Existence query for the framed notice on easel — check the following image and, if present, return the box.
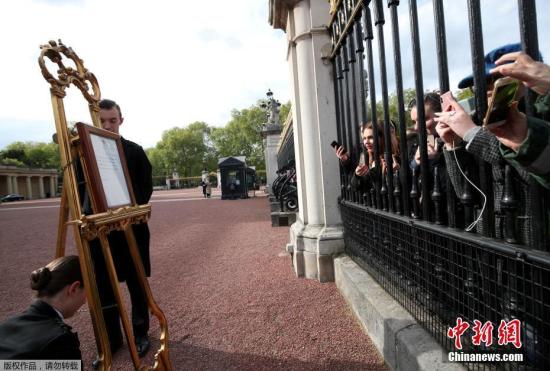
[76,122,136,213]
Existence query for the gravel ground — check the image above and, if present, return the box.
[0,189,387,370]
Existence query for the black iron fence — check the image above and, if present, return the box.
[275,121,298,211]
[277,123,295,171]
[330,0,549,368]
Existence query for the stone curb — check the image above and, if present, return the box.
[334,255,466,371]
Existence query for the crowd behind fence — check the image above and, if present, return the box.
[330,0,549,369]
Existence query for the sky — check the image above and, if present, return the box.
[0,0,290,149]
[0,0,548,150]
[377,0,550,100]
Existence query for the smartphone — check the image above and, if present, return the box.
[358,151,366,167]
[483,77,520,127]
[440,91,454,112]
[331,140,347,155]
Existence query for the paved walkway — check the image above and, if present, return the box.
[0,189,386,370]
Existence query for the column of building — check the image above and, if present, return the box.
[272,0,343,282]
[6,175,13,194]
[49,176,56,197]
[11,175,19,194]
[26,176,33,200]
[38,176,45,198]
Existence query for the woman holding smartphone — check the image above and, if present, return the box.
[351,120,400,195]
[355,121,400,174]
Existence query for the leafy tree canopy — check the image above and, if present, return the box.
[148,121,215,178]
[210,102,270,171]
[0,141,60,169]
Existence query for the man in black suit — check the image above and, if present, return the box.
[91,99,153,368]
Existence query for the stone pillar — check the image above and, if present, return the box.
[49,176,56,197]
[7,175,13,194]
[12,175,19,194]
[38,176,45,199]
[26,176,33,200]
[271,0,344,282]
[263,125,282,198]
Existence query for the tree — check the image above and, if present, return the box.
[0,141,60,169]
[1,142,28,165]
[210,102,268,170]
[26,142,60,169]
[455,88,474,101]
[148,121,216,178]
[279,101,291,124]
[372,88,417,132]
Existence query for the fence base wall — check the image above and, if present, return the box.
[334,255,465,371]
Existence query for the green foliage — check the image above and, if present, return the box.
[373,88,417,132]
[148,121,215,178]
[279,101,291,124]
[1,157,25,167]
[0,141,60,169]
[210,102,267,170]
[455,88,474,101]
[1,142,28,164]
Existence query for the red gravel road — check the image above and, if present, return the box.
[0,188,387,370]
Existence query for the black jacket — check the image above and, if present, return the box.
[0,300,81,360]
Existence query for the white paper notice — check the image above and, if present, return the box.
[90,133,131,208]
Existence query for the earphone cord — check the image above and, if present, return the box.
[451,141,487,232]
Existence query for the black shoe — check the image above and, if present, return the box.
[91,342,122,369]
[135,335,150,357]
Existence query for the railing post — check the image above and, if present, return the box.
[518,0,540,117]
[333,52,347,200]
[432,0,456,228]
[388,0,410,217]
[362,3,382,209]
[467,0,494,237]
[373,0,395,213]
[408,0,431,221]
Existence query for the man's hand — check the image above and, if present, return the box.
[335,146,349,162]
[487,101,528,152]
[490,52,550,96]
[355,164,369,176]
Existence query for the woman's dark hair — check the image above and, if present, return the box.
[30,255,83,298]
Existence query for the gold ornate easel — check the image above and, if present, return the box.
[38,40,172,370]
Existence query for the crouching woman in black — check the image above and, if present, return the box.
[0,255,86,360]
